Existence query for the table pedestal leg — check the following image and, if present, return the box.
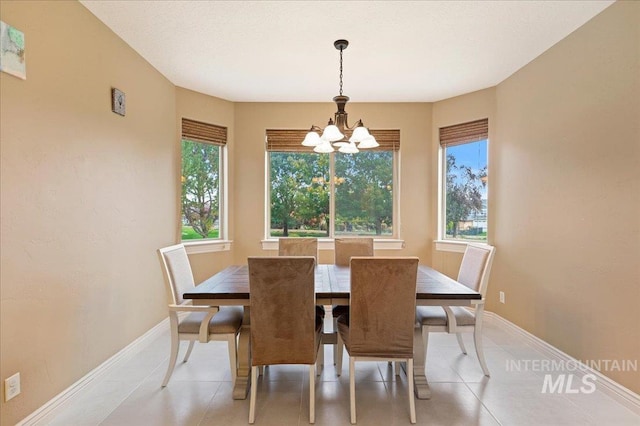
[233,307,251,400]
[413,325,431,399]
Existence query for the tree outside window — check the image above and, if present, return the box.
[269,151,395,237]
[181,139,221,239]
[444,140,487,241]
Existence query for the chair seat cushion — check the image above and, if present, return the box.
[415,306,476,326]
[179,306,243,334]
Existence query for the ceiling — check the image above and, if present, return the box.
[80,0,614,102]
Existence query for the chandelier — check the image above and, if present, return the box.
[301,39,378,154]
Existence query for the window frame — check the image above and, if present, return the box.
[179,118,230,252]
[264,146,401,242]
[437,119,489,246]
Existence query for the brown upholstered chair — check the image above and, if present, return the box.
[334,237,374,266]
[332,238,374,365]
[278,237,318,259]
[415,244,496,376]
[277,237,325,369]
[336,257,419,424]
[248,256,323,424]
[157,244,243,387]
[279,237,324,319]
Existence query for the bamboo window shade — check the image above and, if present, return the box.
[182,118,227,145]
[266,129,400,152]
[439,118,488,147]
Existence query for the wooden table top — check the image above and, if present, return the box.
[184,264,481,301]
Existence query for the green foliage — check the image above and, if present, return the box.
[181,226,220,240]
[445,154,486,237]
[181,140,220,239]
[335,151,393,235]
[269,150,394,237]
[270,152,330,236]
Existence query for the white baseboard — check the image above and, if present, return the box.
[484,311,640,415]
[18,318,170,426]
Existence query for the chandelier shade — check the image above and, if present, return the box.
[303,40,378,153]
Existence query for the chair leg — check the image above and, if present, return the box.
[183,340,195,362]
[227,335,237,385]
[474,327,490,377]
[336,333,344,376]
[421,326,430,372]
[309,364,315,423]
[162,322,180,387]
[316,343,324,376]
[456,333,467,355]
[349,357,356,424]
[333,316,339,365]
[258,366,264,376]
[249,366,258,423]
[394,362,401,376]
[407,358,416,424]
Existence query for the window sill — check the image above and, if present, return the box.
[261,238,405,251]
[434,239,488,253]
[183,239,233,254]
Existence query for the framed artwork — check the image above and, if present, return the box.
[111,88,126,116]
[0,20,26,79]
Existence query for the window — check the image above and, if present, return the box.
[439,119,488,242]
[181,118,226,240]
[266,129,399,238]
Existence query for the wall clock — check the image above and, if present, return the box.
[111,88,125,116]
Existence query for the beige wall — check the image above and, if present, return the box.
[233,102,434,264]
[1,1,639,423]
[490,0,640,392]
[0,1,176,424]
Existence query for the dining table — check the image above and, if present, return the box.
[183,263,481,400]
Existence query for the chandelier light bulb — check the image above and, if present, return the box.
[339,142,359,154]
[313,140,335,153]
[350,125,371,143]
[302,131,321,147]
[357,135,379,149]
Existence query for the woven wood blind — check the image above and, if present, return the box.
[266,129,400,152]
[439,118,488,147]
[182,118,227,145]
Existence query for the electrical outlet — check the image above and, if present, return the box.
[4,372,21,402]
[499,291,505,304]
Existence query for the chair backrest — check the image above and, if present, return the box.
[158,244,195,305]
[348,257,419,358]
[457,244,496,297]
[334,237,374,266]
[248,256,318,366]
[278,237,318,260]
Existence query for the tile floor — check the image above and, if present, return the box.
[36,315,639,425]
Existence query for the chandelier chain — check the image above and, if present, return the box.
[339,47,343,96]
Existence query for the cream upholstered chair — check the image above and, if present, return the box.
[333,238,374,365]
[157,244,243,387]
[336,257,419,424]
[415,244,496,376]
[248,256,323,424]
